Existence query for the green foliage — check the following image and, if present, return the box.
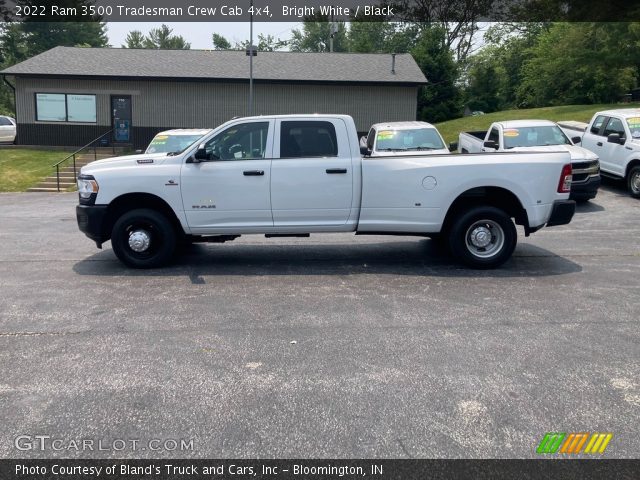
[411,26,462,123]
[212,33,231,50]
[348,21,419,54]
[289,15,349,52]
[123,30,145,49]
[233,34,289,52]
[142,25,190,49]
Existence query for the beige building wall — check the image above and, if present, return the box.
[16,77,419,133]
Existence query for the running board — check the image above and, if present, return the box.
[265,233,310,238]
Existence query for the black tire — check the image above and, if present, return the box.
[111,208,176,268]
[627,166,640,198]
[448,206,517,269]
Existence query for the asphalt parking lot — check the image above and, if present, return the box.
[0,182,638,459]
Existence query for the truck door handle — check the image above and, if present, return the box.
[326,168,347,174]
[597,142,603,147]
[243,170,264,176]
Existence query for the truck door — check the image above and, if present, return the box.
[180,120,274,232]
[271,118,353,226]
[600,116,628,177]
[581,115,610,170]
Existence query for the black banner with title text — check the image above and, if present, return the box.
[2,0,640,22]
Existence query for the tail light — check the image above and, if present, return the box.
[557,164,572,193]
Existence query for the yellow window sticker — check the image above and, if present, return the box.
[503,129,520,137]
[377,130,395,140]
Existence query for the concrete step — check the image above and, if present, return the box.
[35,181,76,188]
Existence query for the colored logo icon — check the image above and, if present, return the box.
[537,432,612,454]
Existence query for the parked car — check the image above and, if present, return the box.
[0,115,16,143]
[145,129,212,155]
[361,121,450,156]
[559,109,640,198]
[458,120,600,202]
[76,114,575,270]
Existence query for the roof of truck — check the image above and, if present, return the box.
[369,121,438,130]
[497,120,556,128]
[594,109,640,118]
[154,129,212,136]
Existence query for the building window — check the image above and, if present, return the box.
[36,93,96,123]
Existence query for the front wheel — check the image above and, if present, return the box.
[111,209,176,268]
[448,206,517,269]
[627,166,640,198]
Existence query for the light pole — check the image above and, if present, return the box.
[247,0,256,116]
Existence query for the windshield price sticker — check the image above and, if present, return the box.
[503,129,520,137]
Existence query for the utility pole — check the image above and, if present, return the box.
[246,0,257,116]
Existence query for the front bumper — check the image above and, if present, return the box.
[546,200,576,227]
[570,175,601,201]
[76,204,109,246]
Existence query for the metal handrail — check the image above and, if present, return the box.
[52,129,115,192]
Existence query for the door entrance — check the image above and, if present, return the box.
[111,96,132,143]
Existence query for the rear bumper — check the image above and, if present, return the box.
[76,204,109,245]
[546,200,576,227]
[570,175,600,201]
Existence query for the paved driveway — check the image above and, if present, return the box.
[0,182,638,458]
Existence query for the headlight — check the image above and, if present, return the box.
[77,175,99,203]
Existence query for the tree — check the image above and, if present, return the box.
[289,14,348,52]
[143,24,190,49]
[233,34,289,52]
[411,26,462,122]
[123,30,145,49]
[517,23,637,107]
[348,21,419,53]
[212,33,231,50]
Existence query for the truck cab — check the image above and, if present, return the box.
[577,109,640,198]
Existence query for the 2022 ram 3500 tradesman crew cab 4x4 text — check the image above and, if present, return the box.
[76,115,575,269]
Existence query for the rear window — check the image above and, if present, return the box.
[280,121,338,158]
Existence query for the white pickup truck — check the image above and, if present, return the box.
[76,114,575,269]
[559,109,640,198]
[360,121,450,156]
[458,120,600,201]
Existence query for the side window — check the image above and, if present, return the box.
[603,117,626,139]
[366,128,376,150]
[0,117,12,126]
[488,128,499,143]
[590,115,606,135]
[280,121,338,158]
[202,122,269,161]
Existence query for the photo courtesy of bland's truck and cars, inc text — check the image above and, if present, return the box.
[0,0,638,479]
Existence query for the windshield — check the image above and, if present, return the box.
[502,126,571,148]
[626,117,640,139]
[375,128,445,151]
[145,133,205,154]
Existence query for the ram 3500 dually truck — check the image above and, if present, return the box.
[458,120,600,202]
[559,109,640,198]
[76,114,575,269]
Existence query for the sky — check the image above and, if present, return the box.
[106,22,300,49]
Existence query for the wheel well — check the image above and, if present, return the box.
[103,193,184,239]
[626,159,640,178]
[442,187,528,234]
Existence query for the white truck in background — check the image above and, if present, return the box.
[360,121,450,156]
[457,120,600,202]
[76,114,575,270]
[559,109,640,198]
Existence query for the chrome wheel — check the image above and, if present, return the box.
[128,229,151,253]
[465,220,505,259]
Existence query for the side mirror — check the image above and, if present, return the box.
[483,140,498,150]
[194,145,209,161]
[571,136,582,144]
[360,146,372,156]
[449,142,458,152]
[607,133,624,145]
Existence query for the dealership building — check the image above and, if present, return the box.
[1,46,427,148]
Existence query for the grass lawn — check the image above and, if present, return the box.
[0,149,68,192]
[435,103,640,144]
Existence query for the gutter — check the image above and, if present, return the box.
[2,75,16,120]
